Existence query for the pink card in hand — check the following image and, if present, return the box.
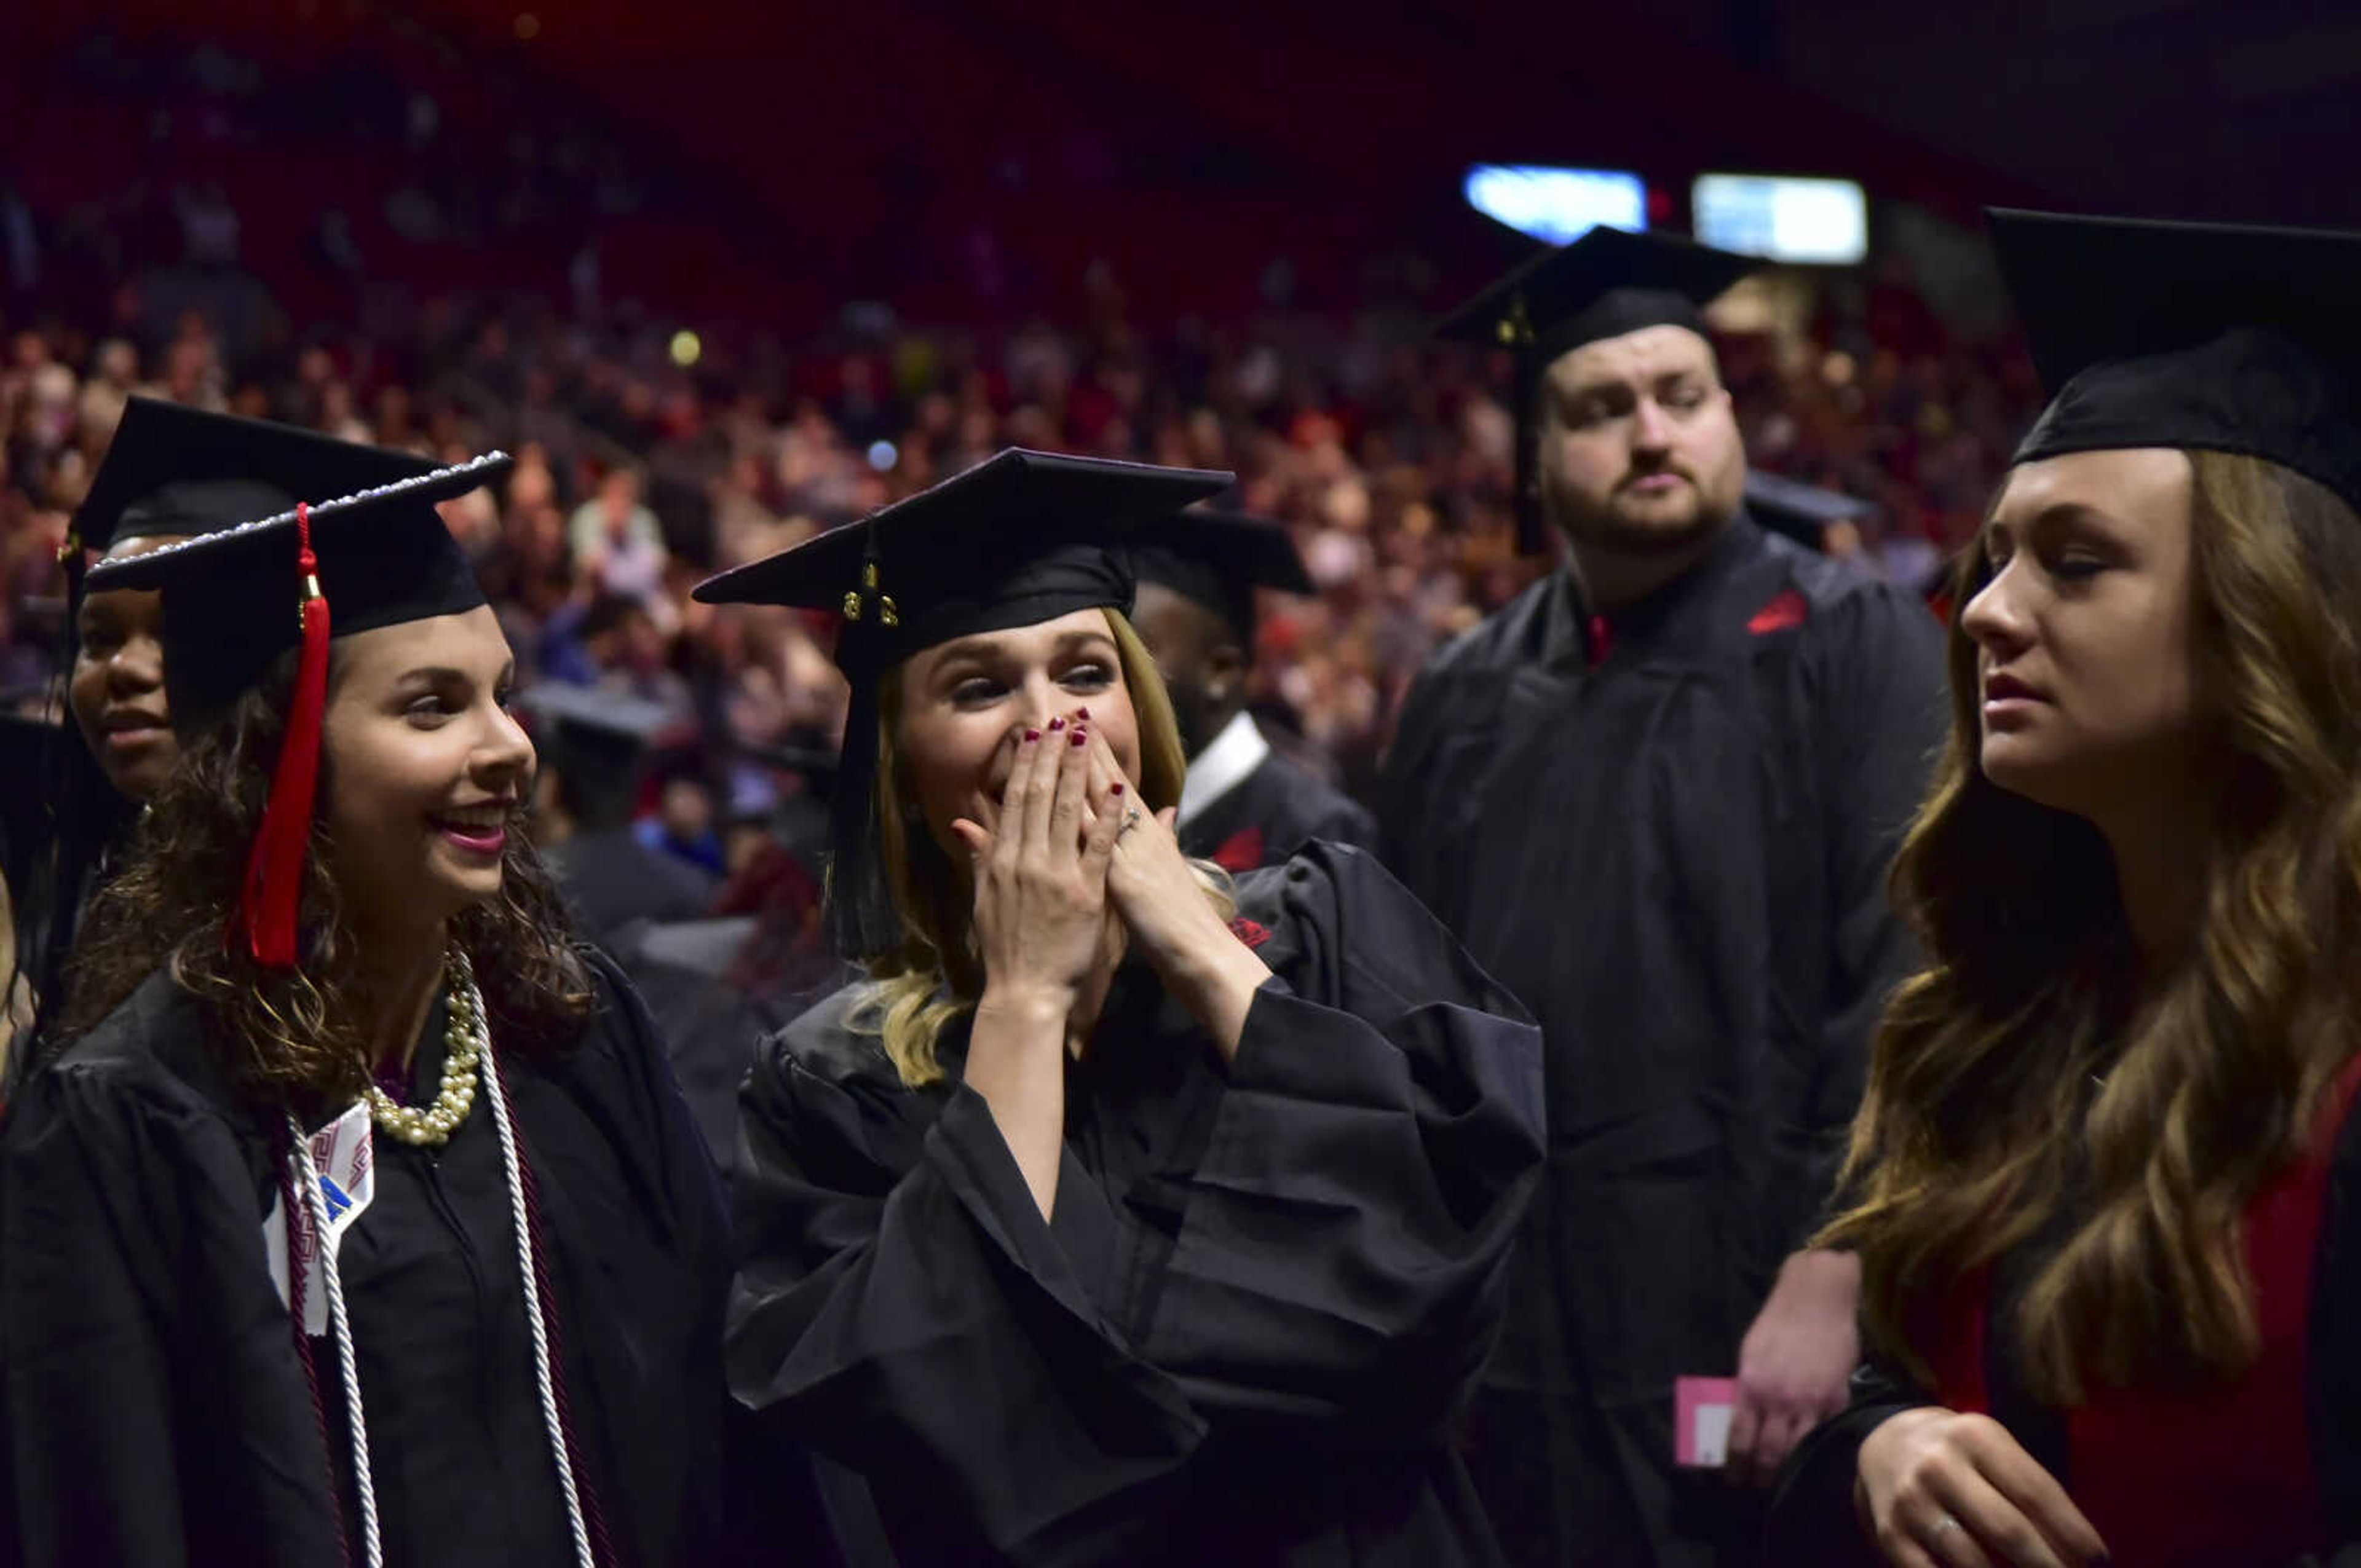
[1674,1376,1738,1467]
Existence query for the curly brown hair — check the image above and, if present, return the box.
[58,650,593,1103]
[1821,450,2361,1403]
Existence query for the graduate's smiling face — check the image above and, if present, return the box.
[1537,324,1746,553]
[893,609,1142,858]
[1962,447,2211,819]
[319,605,534,927]
[69,534,188,801]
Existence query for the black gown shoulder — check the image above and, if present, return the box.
[0,946,775,1568]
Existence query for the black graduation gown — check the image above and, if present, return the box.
[600,915,864,1191]
[1178,751,1378,872]
[0,948,749,1568]
[1377,516,1947,1567]
[1763,1098,2361,1566]
[726,843,1547,1567]
[547,829,719,945]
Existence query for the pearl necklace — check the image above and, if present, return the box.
[364,948,486,1148]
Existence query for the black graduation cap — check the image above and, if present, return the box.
[690,447,1232,957]
[71,396,437,557]
[514,682,695,833]
[86,453,506,733]
[1433,227,1758,554]
[1129,508,1315,646]
[694,447,1232,655]
[739,738,841,793]
[730,738,842,837]
[1992,208,2361,513]
[83,451,508,966]
[1744,470,1876,551]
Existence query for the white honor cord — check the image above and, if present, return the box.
[289,1116,385,1568]
[284,950,591,1568]
[481,1031,596,1568]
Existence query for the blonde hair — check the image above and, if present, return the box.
[1822,450,2361,1402]
[850,607,1229,1086]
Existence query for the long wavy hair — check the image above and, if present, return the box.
[58,650,593,1105]
[850,607,1223,1087]
[1822,451,2361,1403]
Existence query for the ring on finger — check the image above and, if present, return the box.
[1927,1512,1964,1540]
[1117,808,1142,838]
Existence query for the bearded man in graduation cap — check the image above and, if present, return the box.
[1379,226,1949,1567]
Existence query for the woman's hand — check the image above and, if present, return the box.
[1077,727,1271,1057]
[951,720,1123,1015]
[1856,1408,2108,1568]
[952,721,1123,1219]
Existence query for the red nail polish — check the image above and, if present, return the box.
[1109,781,1125,796]
[1070,727,1087,746]
[1075,706,1091,720]
[1023,728,1040,743]
[1047,716,1066,732]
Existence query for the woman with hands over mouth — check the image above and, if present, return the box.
[946,703,1273,1220]
[704,450,1546,1567]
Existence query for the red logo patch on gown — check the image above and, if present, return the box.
[1211,827,1266,874]
[1228,917,1271,950]
[1746,589,1809,635]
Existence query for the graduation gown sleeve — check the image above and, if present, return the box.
[0,986,344,1568]
[1373,573,1565,934]
[1147,844,1545,1435]
[4,1060,200,1568]
[1760,1361,1928,1566]
[726,993,1212,1561]
[1374,655,1467,923]
[1790,586,1945,1245]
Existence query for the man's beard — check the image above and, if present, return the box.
[1549,468,1729,558]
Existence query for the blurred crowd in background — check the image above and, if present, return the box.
[0,33,2049,873]
[0,251,2038,799]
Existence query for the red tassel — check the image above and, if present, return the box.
[240,502,331,967]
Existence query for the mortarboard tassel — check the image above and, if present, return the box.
[825,535,903,957]
[240,501,331,967]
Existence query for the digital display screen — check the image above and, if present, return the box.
[1691,175,1869,265]
[1465,165,1648,245]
